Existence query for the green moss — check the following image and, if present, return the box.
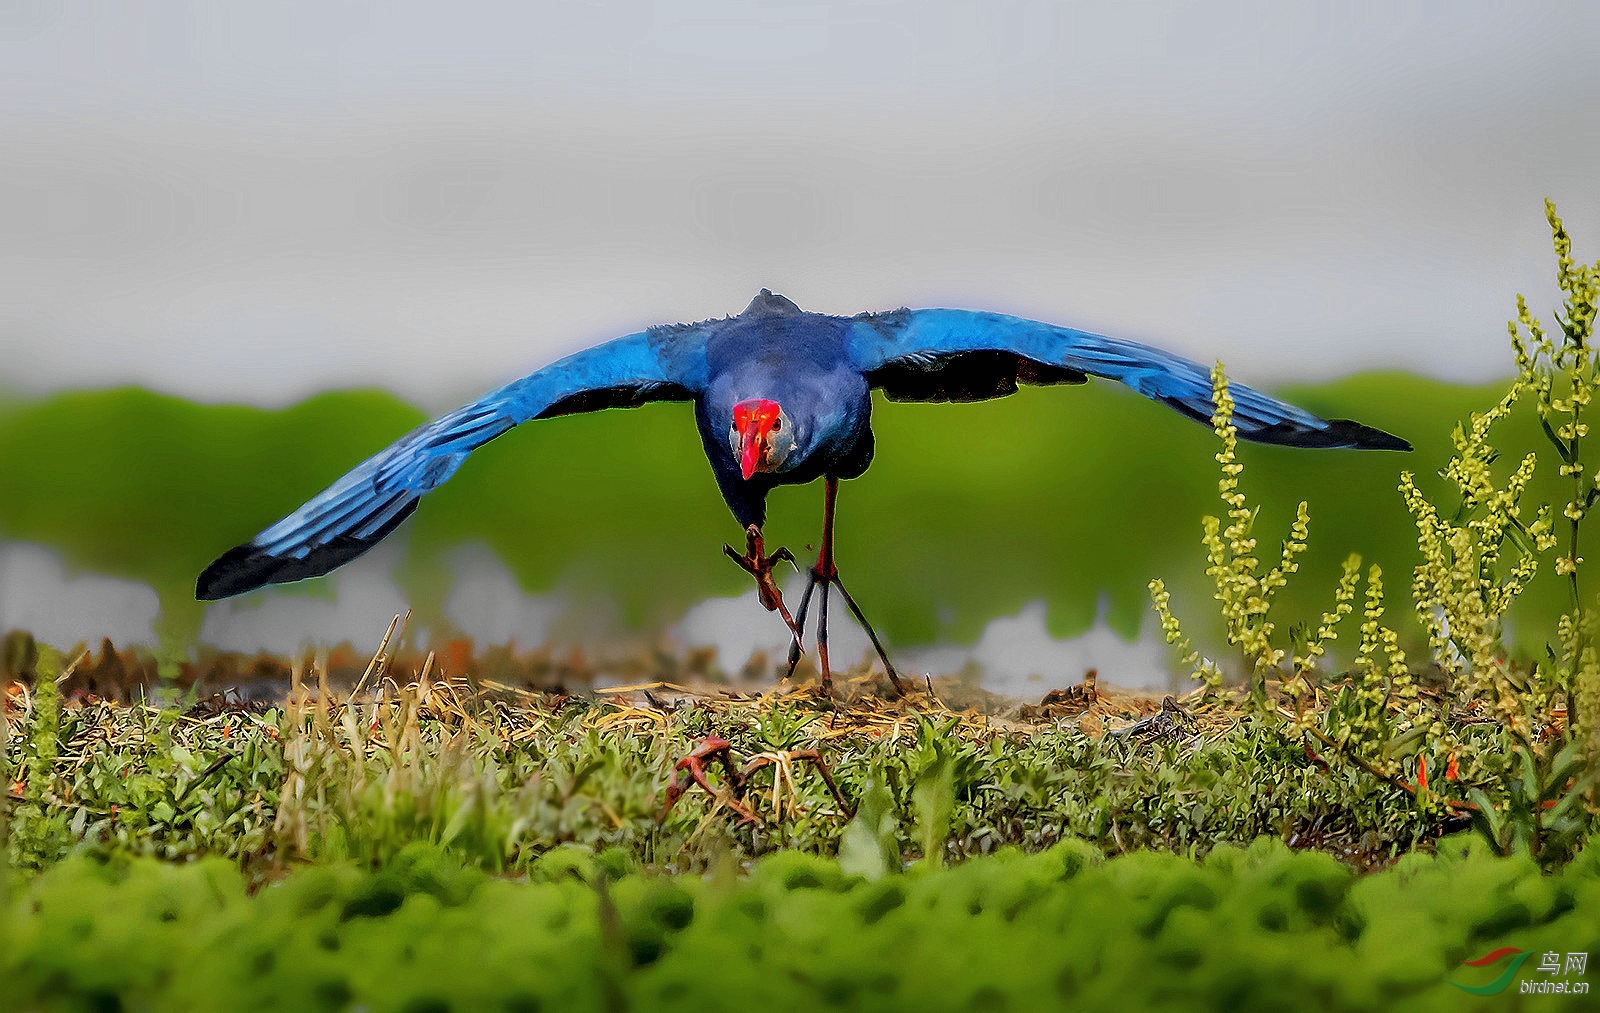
[6,839,1596,1012]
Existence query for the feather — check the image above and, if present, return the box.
[849,309,1410,451]
[197,326,708,600]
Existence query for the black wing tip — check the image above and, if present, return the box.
[197,536,384,600]
[1242,418,1412,452]
[196,538,365,601]
[196,543,278,601]
[196,500,420,602]
[1323,419,1413,452]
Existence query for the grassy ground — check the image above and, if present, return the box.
[5,369,1597,1008]
[4,635,1597,1010]
[3,651,1448,878]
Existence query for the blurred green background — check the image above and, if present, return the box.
[1,368,1581,672]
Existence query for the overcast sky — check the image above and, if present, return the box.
[2,1,1597,411]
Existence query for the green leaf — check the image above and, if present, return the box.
[1466,789,1506,853]
[440,800,474,847]
[1542,739,1588,800]
[1380,726,1429,758]
[1517,743,1542,802]
[566,758,604,798]
[912,755,955,869]
[838,779,899,881]
[1540,415,1576,462]
[169,745,197,772]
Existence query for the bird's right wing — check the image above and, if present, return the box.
[197,324,710,600]
[848,308,1411,451]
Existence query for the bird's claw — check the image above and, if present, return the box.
[724,524,803,646]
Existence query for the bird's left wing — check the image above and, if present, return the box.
[848,308,1410,451]
[197,325,709,600]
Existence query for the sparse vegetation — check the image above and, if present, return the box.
[1150,203,1600,868]
[3,651,1455,880]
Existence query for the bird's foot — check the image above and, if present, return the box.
[659,735,852,824]
[723,524,801,641]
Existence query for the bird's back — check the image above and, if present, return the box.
[703,290,850,376]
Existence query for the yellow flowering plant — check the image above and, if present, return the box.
[1506,200,1600,761]
[1399,382,1551,740]
[1149,363,1366,716]
[1149,366,1410,765]
[1402,203,1597,776]
[1152,204,1600,860]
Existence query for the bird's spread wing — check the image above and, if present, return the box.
[197,326,709,600]
[848,308,1410,450]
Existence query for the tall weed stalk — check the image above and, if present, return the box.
[1152,202,1600,863]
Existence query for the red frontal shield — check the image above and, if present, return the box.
[733,399,783,479]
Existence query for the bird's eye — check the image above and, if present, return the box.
[771,418,780,432]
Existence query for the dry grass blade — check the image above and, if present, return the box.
[53,649,91,687]
[348,610,410,704]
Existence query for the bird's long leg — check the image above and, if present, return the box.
[817,571,831,686]
[783,477,904,697]
[786,577,818,671]
[830,579,900,691]
[723,523,801,644]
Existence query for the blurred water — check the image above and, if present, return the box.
[671,586,1177,693]
[0,541,161,647]
[1,539,1177,696]
[441,543,563,648]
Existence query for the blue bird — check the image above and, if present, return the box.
[198,290,1409,693]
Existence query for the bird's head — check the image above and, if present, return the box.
[729,397,796,479]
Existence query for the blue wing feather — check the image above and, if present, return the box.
[198,326,709,600]
[849,309,1410,451]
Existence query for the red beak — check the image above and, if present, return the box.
[733,399,782,480]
